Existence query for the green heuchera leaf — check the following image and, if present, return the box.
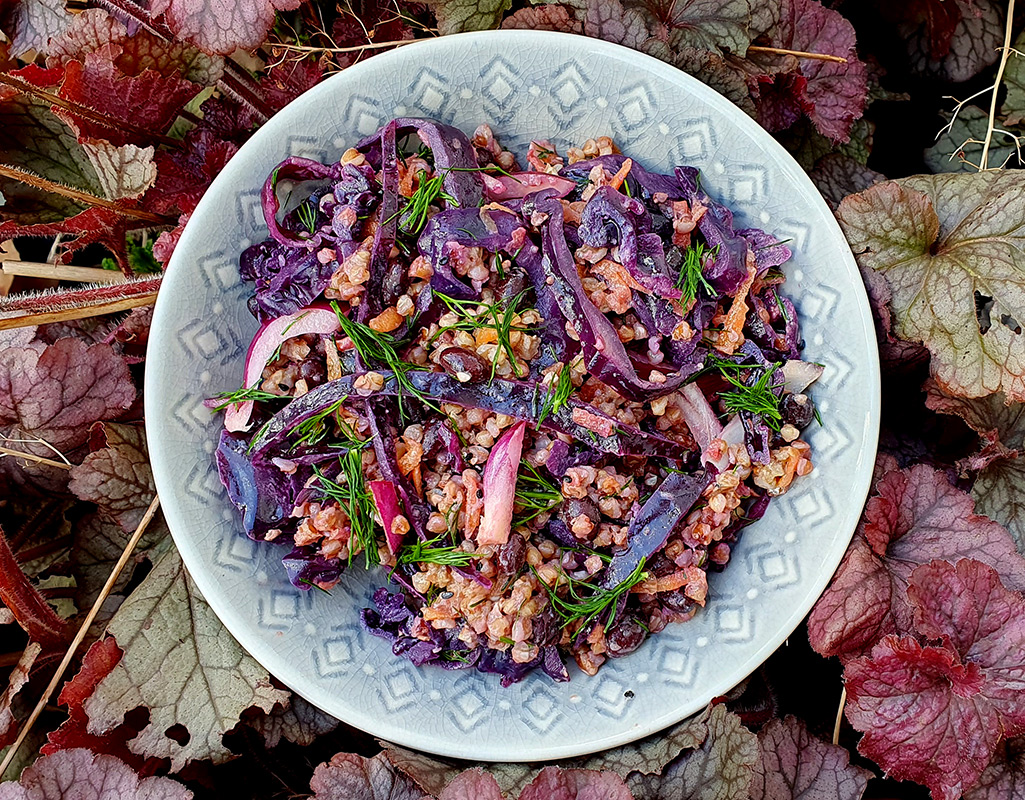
[837,172,1025,402]
[426,0,513,35]
[82,546,289,770]
[1002,31,1025,127]
[925,106,1019,173]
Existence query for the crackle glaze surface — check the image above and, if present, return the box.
[145,31,880,761]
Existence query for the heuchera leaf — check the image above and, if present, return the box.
[925,106,1018,173]
[764,0,868,142]
[924,386,1025,554]
[148,0,301,54]
[310,752,425,800]
[45,8,224,85]
[807,464,1025,661]
[438,770,504,800]
[248,694,340,749]
[893,0,1004,83]
[501,4,582,32]
[81,142,157,201]
[626,704,759,800]
[425,0,513,35]
[0,207,133,269]
[68,422,154,533]
[964,738,1025,800]
[750,716,872,800]
[584,0,653,48]
[837,172,1025,401]
[0,748,191,800]
[83,546,290,770]
[0,0,71,58]
[0,643,42,750]
[807,153,885,209]
[1002,31,1025,126]
[845,559,1025,800]
[520,768,633,800]
[42,637,160,775]
[656,0,761,54]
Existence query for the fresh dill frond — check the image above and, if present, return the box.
[433,291,533,380]
[512,463,563,527]
[330,301,431,419]
[314,446,379,568]
[441,649,471,663]
[676,241,715,303]
[393,172,457,234]
[298,577,333,595]
[292,399,347,449]
[296,200,318,234]
[533,558,648,632]
[719,367,784,430]
[536,365,574,426]
[498,636,516,646]
[210,387,285,412]
[396,536,476,567]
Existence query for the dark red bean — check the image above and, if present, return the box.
[558,497,600,529]
[606,615,647,658]
[497,534,526,575]
[298,357,327,385]
[438,346,488,383]
[781,393,815,429]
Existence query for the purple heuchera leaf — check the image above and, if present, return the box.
[751,716,872,800]
[963,738,1025,800]
[807,464,1025,661]
[438,770,504,800]
[845,559,1025,800]
[518,767,633,800]
[68,422,153,533]
[309,752,423,800]
[0,748,192,800]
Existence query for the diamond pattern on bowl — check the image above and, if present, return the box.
[147,34,878,760]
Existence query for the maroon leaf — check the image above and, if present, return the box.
[584,0,653,49]
[520,768,633,800]
[248,695,340,749]
[0,207,132,267]
[149,131,237,216]
[765,0,868,142]
[751,716,872,800]
[0,748,190,799]
[807,153,885,209]
[0,643,43,749]
[964,738,1025,800]
[68,422,154,533]
[148,0,303,55]
[501,4,582,32]
[438,770,504,800]
[153,213,190,266]
[807,464,1025,661]
[846,559,1025,800]
[310,752,425,800]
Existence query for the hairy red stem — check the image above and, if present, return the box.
[0,528,69,648]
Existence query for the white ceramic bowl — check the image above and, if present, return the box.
[146,31,880,761]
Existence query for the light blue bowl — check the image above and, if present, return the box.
[146,30,880,761]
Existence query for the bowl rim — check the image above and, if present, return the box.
[146,28,881,762]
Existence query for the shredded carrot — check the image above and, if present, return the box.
[609,157,633,190]
[714,253,757,356]
[590,258,650,294]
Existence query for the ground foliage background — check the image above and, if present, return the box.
[1,0,1025,797]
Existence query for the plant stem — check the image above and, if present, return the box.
[832,685,847,745]
[979,0,1016,170]
[0,446,74,470]
[0,277,161,330]
[747,45,848,64]
[0,164,171,224]
[0,73,182,149]
[272,38,417,55]
[0,261,127,284]
[0,495,161,780]
[0,528,69,649]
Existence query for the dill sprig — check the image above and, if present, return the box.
[676,241,715,303]
[292,399,347,449]
[533,558,648,632]
[330,301,431,419]
[441,649,471,663]
[536,364,574,426]
[433,291,533,380]
[314,444,379,568]
[295,200,318,234]
[512,463,563,527]
[210,387,285,412]
[392,172,457,234]
[720,368,784,430]
[396,536,476,568]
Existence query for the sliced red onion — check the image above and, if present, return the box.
[369,479,406,555]
[224,305,340,432]
[481,172,576,200]
[705,415,745,472]
[477,421,527,547]
[782,360,824,394]
[679,382,722,453]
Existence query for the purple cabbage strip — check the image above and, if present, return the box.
[282,545,344,590]
[739,227,792,275]
[249,370,692,462]
[215,430,305,541]
[260,156,339,247]
[602,470,711,587]
[359,120,399,323]
[239,242,337,323]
